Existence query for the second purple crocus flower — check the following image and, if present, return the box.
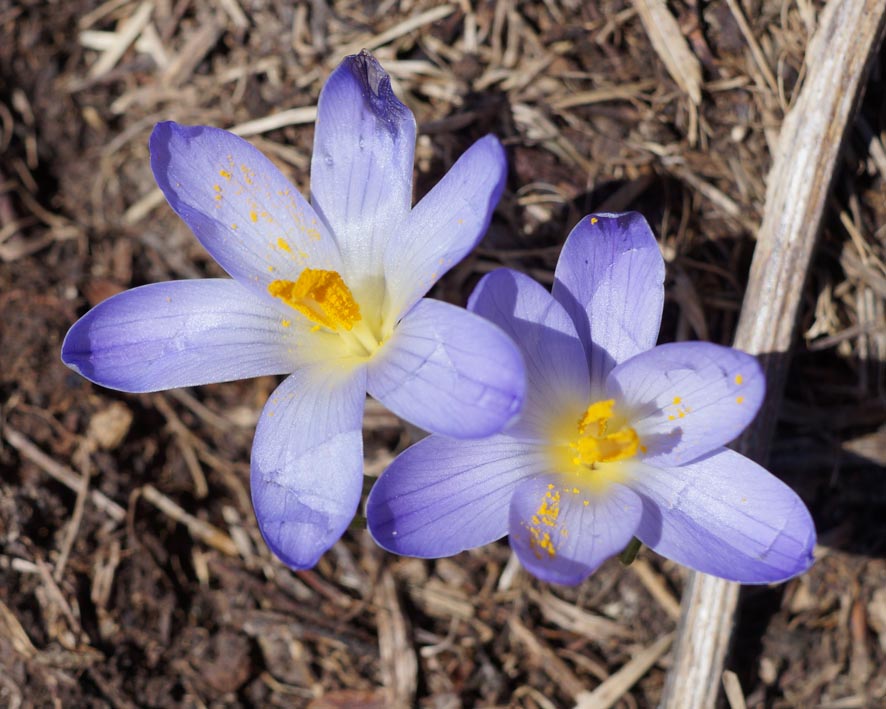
[62,52,525,570]
[367,213,816,585]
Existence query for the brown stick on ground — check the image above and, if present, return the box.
[660,2,886,708]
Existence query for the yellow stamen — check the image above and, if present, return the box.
[571,398,639,467]
[268,269,362,332]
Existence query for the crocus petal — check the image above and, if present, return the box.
[384,135,507,317]
[508,476,642,585]
[468,268,590,439]
[310,51,416,279]
[606,342,765,466]
[367,299,525,439]
[251,364,367,570]
[150,122,342,297]
[367,434,544,557]
[631,448,816,583]
[552,213,665,386]
[61,280,297,392]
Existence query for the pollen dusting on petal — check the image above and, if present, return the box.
[735,374,743,385]
[268,269,362,332]
[526,487,561,560]
[276,237,292,253]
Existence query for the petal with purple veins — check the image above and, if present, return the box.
[508,475,642,585]
[552,213,665,387]
[367,298,525,439]
[468,268,590,439]
[367,434,544,557]
[606,341,765,466]
[61,279,299,392]
[384,135,507,317]
[150,122,341,296]
[310,51,417,279]
[631,448,816,583]
[251,363,367,570]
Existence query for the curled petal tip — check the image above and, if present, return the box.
[340,50,410,134]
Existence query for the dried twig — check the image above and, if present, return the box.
[4,428,126,523]
[574,633,674,709]
[661,3,886,707]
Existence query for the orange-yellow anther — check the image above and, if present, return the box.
[570,399,639,467]
[268,269,361,332]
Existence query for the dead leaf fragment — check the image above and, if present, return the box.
[632,0,703,104]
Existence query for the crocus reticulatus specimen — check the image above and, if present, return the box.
[367,213,815,585]
[62,51,525,569]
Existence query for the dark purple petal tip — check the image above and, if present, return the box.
[342,50,411,137]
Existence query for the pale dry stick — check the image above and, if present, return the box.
[4,428,126,523]
[550,80,657,110]
[531,589,635,641]
[139,484,239,556]
[87,0,154,78]
[338,5,456,56]
[721,670,748,709]
[573,633,674,709]
[375,570,418,709]
[217,0,249,29]
[508,616,588,700]
[152,394,209,498]
[629,558,682,622]
[52,447,91,581]
[660,3,886,708]
[723,0,779,96]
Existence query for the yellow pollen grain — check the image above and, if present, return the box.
[736,396,745,404]
[668,414,676,421]
[735,374,743,385]
[591,217,598,224]
[673,396,682,405]
[281,319,291,328]
[267,269,362,332]
[640,444,648,453]
[219,169,231,180]
[249,209,258,223]
[213,184,221,192]
[528,488,561,560]
[583,500,589,506]
[276,238,291,253]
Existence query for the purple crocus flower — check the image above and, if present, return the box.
[62,51,525,570]
[367,213,816,585]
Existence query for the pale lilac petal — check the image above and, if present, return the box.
[368,299,525,438]
[150,122,342,295]
[606,342,765,466]
[468,268,590,439]
[631,448,816,583]
[552,213,665,387]
[310,51,416,279]
[61,280,297,392]
[508,476,642,585]
[251,364,367,570]
[385,136,506,317]
[367,434,544,557]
